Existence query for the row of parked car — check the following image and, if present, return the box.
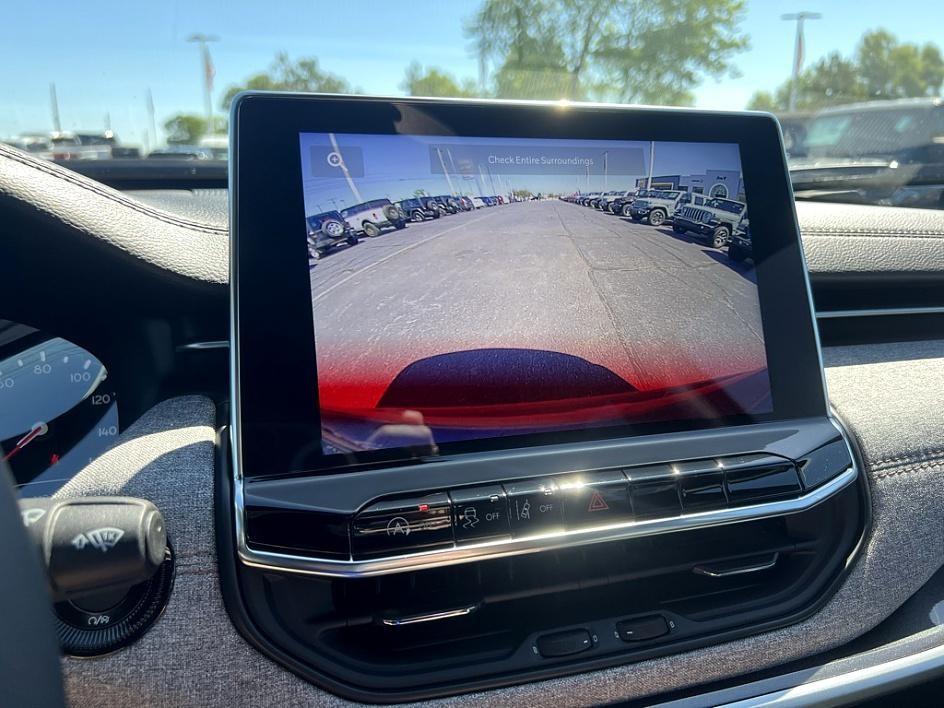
[306,194,510,260]
[562,188,752,263]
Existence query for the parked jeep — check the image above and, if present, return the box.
[470,196,487,209]
[306,210,359,260]
[672,197,748,248]
[671,191,707,220]
[340,198,407,237]
[607,190,639,215]
[432,195,462,214]
[396,197,441,222]
[628,190,687,226]
[727,214,752,262]
[596,190,626,211]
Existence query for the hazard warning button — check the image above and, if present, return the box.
[558,469,633,530]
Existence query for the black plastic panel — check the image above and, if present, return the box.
[220,423,868,702]
[235,482,864,701]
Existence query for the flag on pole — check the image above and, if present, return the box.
[794,25,805,78]
[203,45,216,92]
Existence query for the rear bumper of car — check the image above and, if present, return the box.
[731,236,752,254]
[313,235,345,248]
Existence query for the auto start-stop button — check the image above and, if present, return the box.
[351,493,454,559]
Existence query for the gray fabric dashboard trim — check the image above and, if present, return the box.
[58,340,944,707]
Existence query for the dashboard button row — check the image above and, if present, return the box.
[350,458,803,560]
[450,485,511,544]
[351,493,453,559]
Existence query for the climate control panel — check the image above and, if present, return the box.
[241,445,853,577]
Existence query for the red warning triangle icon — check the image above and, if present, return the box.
[587,490,609,512]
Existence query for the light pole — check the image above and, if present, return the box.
[646,141,655,189]
[485,165,498,195]
[602,150,608,191]
[145,88,157,147]
[49,83,61,133]
[446,149,462,194]
[187,33,219,133]
[328,133,364,203]
[781,12,821,113]
[435,147,457,195]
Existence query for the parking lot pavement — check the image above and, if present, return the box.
[310,200,767,397]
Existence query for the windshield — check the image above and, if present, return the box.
[705,198,744,213]
[4,1,944,209]
[798,106,943,159]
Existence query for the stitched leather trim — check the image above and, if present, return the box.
[0,145,227,236]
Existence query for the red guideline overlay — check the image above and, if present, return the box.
[317,343,770,440]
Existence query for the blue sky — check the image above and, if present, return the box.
[300,133,742,214]
[3,1,943,147]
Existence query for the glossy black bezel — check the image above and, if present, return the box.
[231,93,825,480]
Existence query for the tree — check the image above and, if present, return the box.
[401,62,479,97]
[466,0,572,99]
[745,90,778,113]
[466,0,749,104]
[221,52,354,110]
[747,30,944,112]
[163,114,227,144]
[163,114,228,144]
[856,30,944,99]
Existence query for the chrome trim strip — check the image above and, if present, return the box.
[714,641,944,707]
[235,466,856,578]
[177,340,229,351]
[693,552,779,578]
[816,305,944,320]
[380,605,479,626]
[777,115,857,512]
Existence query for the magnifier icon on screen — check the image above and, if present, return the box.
[326,151,343,168]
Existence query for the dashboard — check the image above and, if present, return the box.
[0,320,118,496]
[1,122,944,707]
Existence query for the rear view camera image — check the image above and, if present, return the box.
[299,132,770,455]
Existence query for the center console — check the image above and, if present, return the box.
[225,94,867,701]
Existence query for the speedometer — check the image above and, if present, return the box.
[0,321,119,495]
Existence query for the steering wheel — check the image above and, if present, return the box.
[0,460,65,708]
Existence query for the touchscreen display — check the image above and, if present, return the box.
[299,132,772,455]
